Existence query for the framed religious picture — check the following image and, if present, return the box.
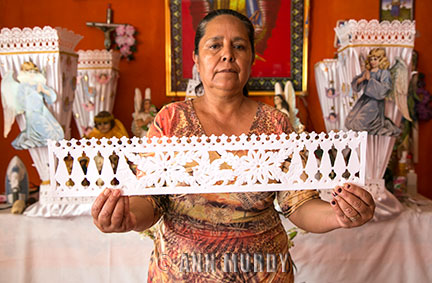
[165,0,310,96]
[380,0,415,22]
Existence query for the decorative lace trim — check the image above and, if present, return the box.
[0,26,82,53]
[335,19,416,49]
[47,131,367,197]
[77,49,121,70]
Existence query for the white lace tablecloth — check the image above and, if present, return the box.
[290,194,432,283]
[0,211,152,283]
[1,195,431,283]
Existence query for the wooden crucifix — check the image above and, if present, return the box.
[86,4,125,50]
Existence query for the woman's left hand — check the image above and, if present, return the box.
[330,183,375,228]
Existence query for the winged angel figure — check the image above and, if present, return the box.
[131,87,157,137]
[274,81,305,133]
[345,48,409,136]
[1,61,64,149]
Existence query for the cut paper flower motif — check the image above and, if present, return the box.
[47,131,367,198]
[135,150,192,188]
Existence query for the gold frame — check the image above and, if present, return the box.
[165,0,310,97]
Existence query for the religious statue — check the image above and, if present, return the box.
[186,64,204,98]
[345,48,403,137]
[273,81,305,133]
[5,156,29,214]
[131,88,157,137]
[86,4,136,57]
[1,61,64,149]
[86,4,118,50]
[86,111,129,139]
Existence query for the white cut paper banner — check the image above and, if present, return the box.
[47,131,367,197]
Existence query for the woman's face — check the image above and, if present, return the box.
[193,15,253,96]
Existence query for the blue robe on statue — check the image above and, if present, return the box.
[345,69,401,137]
[12,83,64,149]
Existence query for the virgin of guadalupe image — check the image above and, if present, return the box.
[189,0,281,56]
[345,48,401,137]
[1,61,64,149]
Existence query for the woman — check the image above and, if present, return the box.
[345,48,401,136]
[92,10,375,282]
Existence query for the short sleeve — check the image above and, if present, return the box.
[276,190,320,218]
[147,106,168,138]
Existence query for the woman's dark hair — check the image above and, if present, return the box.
[193,9,255,96]
[194,9,255,58]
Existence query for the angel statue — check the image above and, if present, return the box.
[274,81,305,133]
[1,61,64,149]
[131,88,157,137]
[345,48,404,137]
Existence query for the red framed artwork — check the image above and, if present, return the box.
[165,0,310,96]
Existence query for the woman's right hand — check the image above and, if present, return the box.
[91,188,137,233]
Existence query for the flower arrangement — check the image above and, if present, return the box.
[115,24,137,61]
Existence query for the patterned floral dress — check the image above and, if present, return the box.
[145,99,319,282]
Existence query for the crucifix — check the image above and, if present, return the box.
[86,4,125,50]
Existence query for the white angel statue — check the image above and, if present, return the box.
[1,61,64,149]
[131,87,157,137]
[274,81,305,133]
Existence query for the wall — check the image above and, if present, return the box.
[0,0,168,190]
[0,0,430,198]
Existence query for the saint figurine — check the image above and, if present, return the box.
[131,88,157,137]
[5,156,29,206]
[1,61,64,149]
[86,111,129,139]
[273,81,305,133]
[345,48,401,136]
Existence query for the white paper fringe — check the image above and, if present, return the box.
[46,131,367,199]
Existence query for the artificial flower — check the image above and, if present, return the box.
[114,24,137,61]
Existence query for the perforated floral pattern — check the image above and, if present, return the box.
[48,131,367,198]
